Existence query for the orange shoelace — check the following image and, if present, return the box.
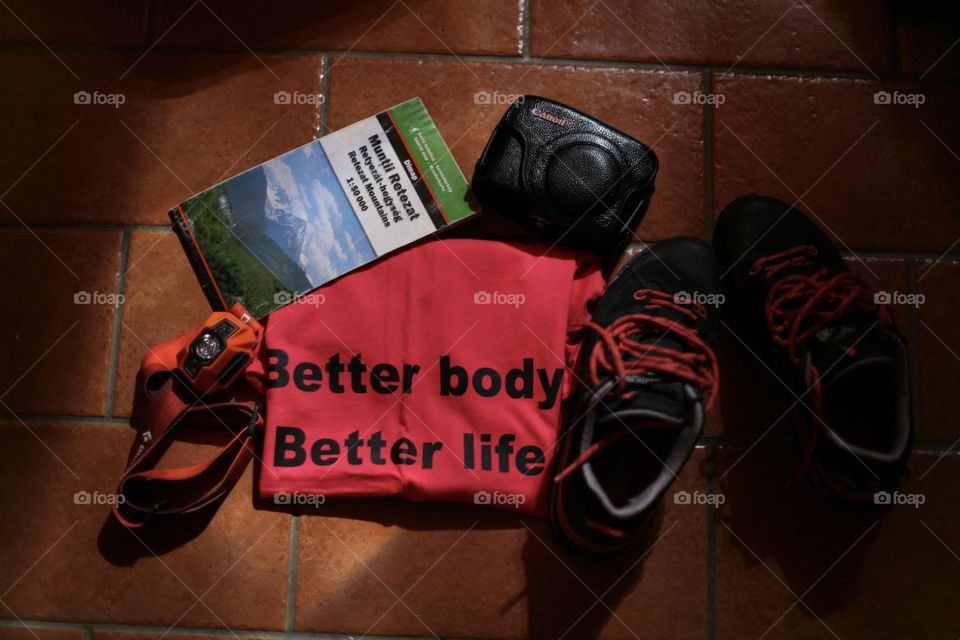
[554,289,719,486]
[582,289,719,408]
[750,244,890,481]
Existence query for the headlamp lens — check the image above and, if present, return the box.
[193,332,221,361]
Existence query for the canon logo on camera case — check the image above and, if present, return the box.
[530,107,566,126]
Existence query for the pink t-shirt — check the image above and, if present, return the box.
[249,239,604,515]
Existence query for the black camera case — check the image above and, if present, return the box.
[472,96,658,253]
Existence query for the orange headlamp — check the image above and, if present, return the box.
[176,304,260,395]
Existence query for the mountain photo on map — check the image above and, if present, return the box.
[175,140,377,318]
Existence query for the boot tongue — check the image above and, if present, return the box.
[601,379,691,422]
[596,337,693,423]
[593,302,700,423]
[807,321,895,387]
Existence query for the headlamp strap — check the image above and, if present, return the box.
[112,304,264,528]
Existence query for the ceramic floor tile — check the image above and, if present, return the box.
[294,451,709,639]
[531,0,895,74]
[915,259,960,444]
[897,2,960,79]
[0,420,290,629]
[0,229,121,416]
[112,231,212,417]
[153,0,523,56]
[713,75,960,252]
[0,0,148,45]
[715,447,960,639]
[0,52,321,226]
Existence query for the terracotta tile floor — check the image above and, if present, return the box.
[1,1,959,639]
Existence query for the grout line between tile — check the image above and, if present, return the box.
[0,619,463,640]
[319,54,331,137]
[0,222,171,232]
[0,41,930,82]
[709,438,960,455]
[705,441,717,640]
[520,0,532,59]
[0,620,87,631]
[103,229,131,418]
[703,63,887,81]
[706,438,806,451]
[144,0,159,47]
[284,515,300,632]
[286,51,887,81]
[891,6,903,80]
[0,618,432,640]
[912,442,960,455]
[839,248,960,262]
[905,259,925,443]
[0,412,129,425]
[702,70,715,240]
